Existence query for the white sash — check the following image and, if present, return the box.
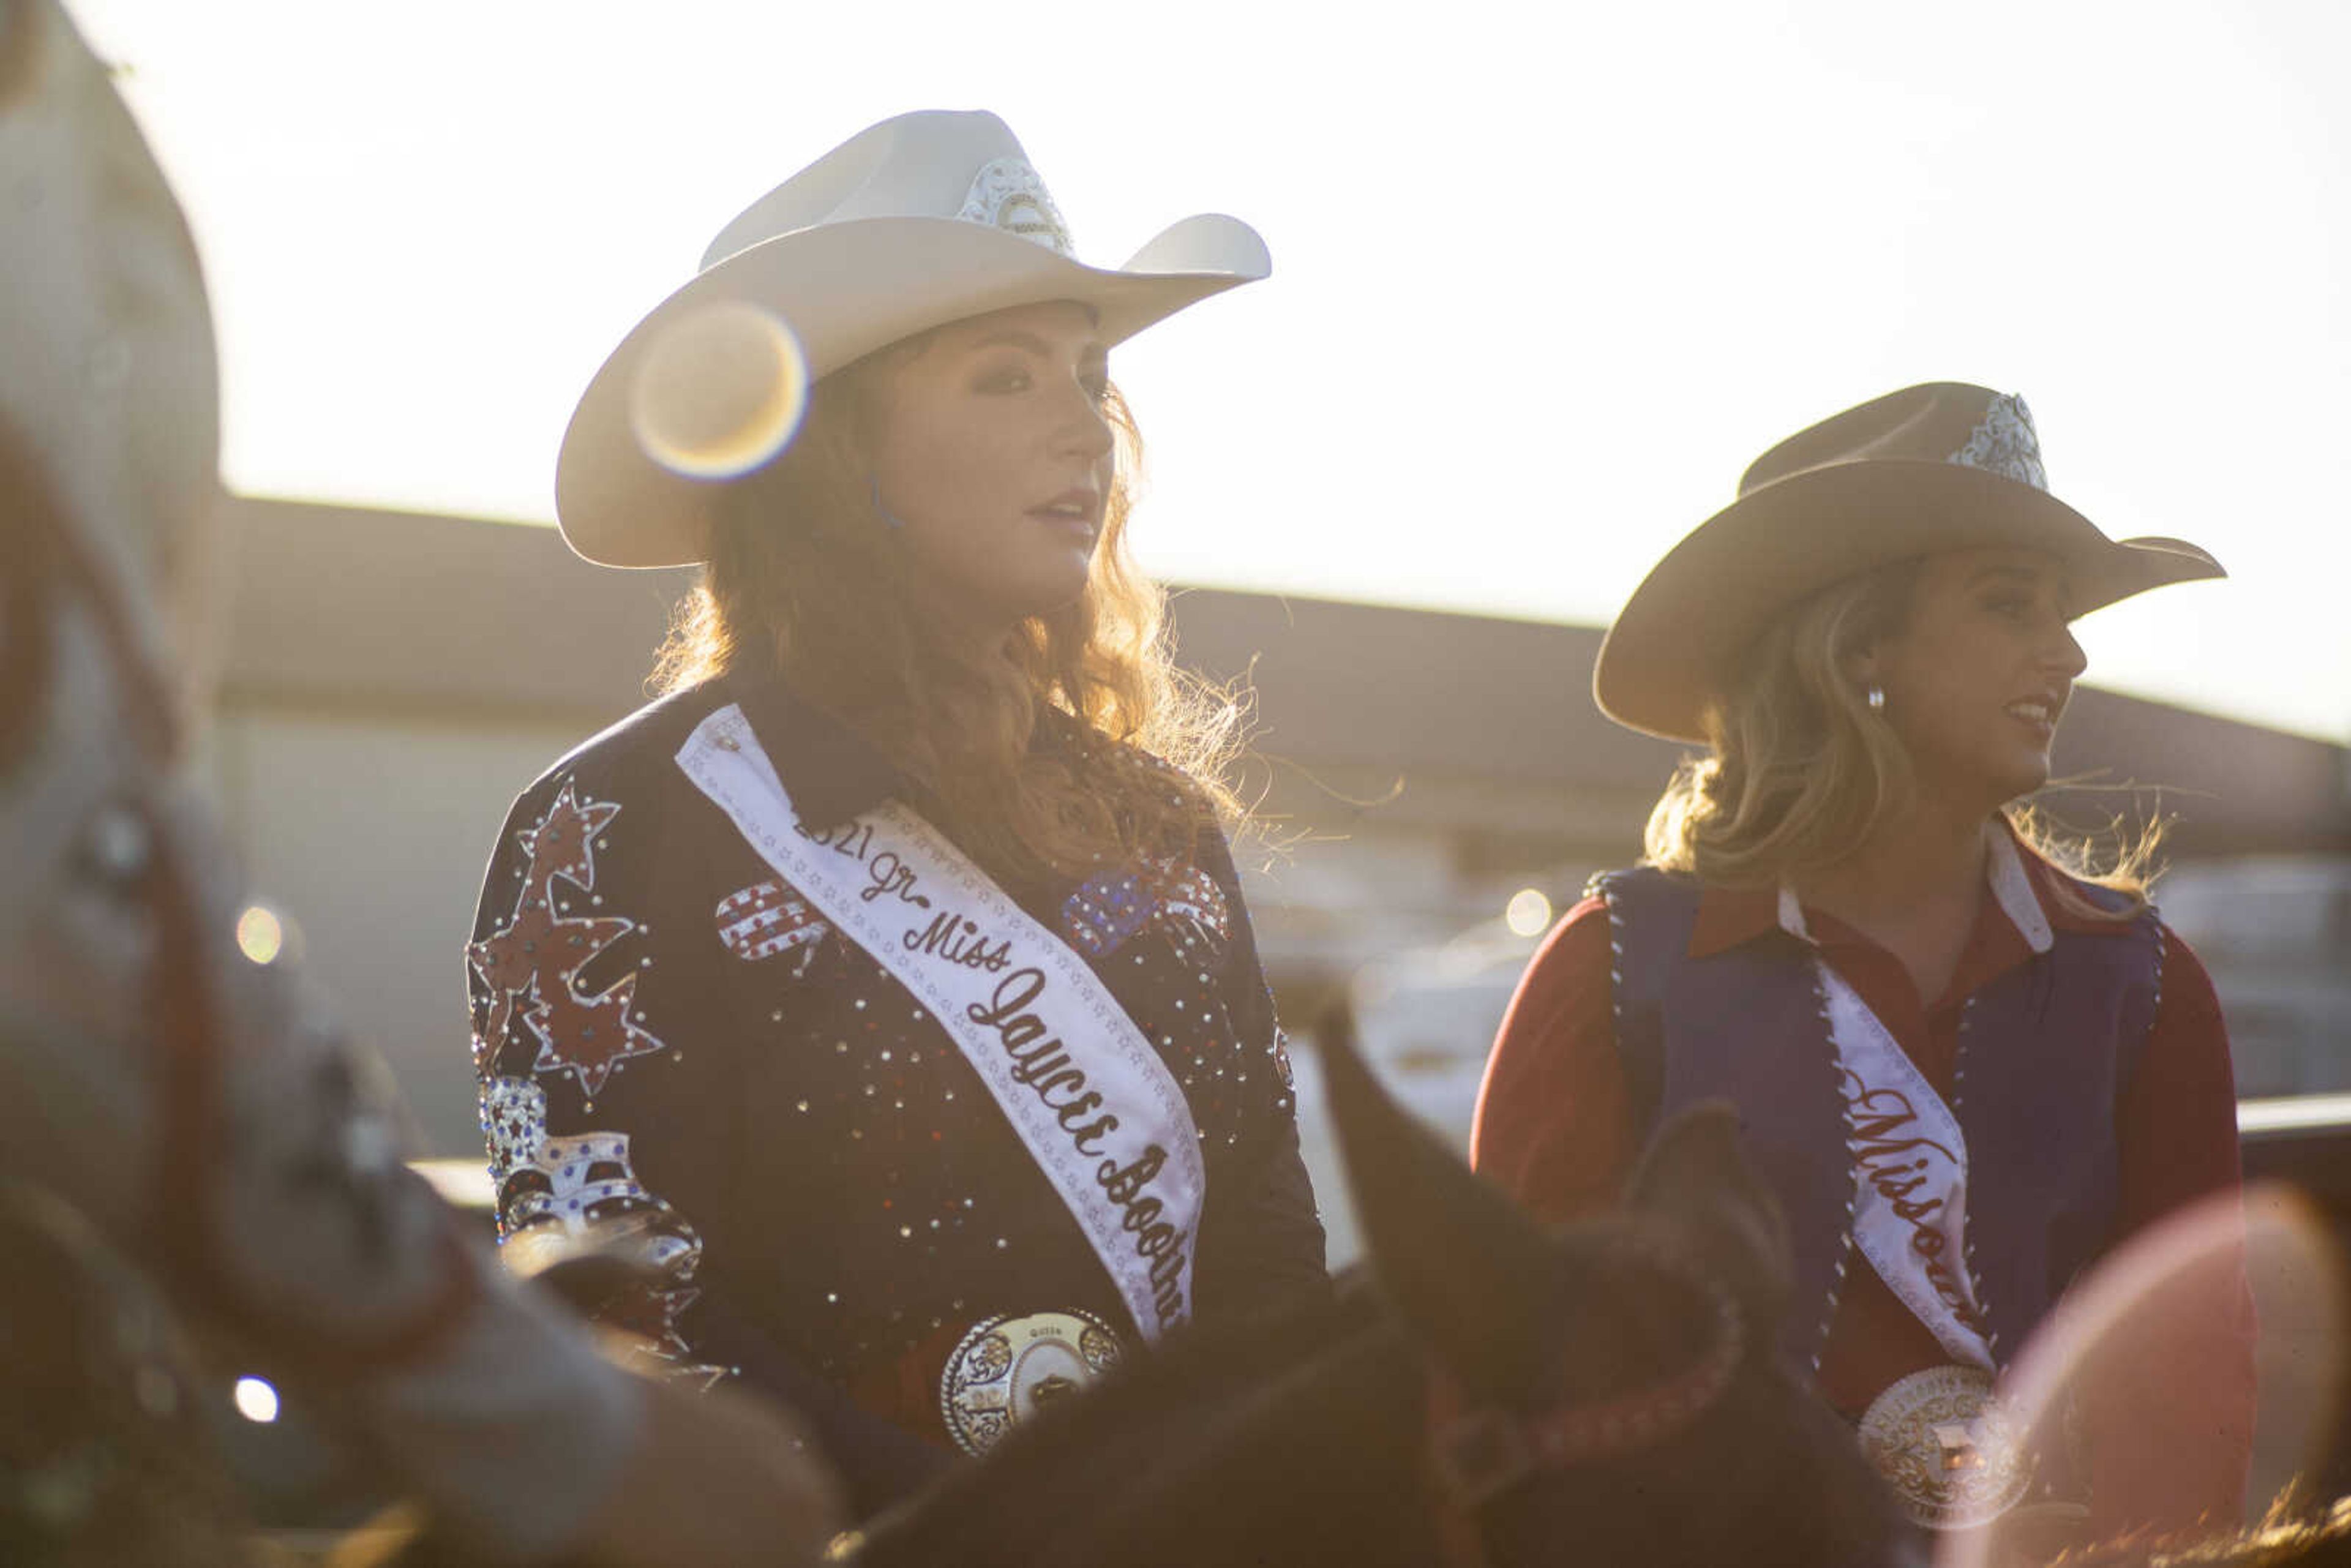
[1778,823,2046,1371]
[675,704,1205,1340]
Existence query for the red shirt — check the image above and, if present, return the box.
[1469,857,2256,1534]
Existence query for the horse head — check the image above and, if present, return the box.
[849,1003,1915,1568]
[1317,1000,1911,1568]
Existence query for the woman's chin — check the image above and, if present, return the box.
[1000,563,1094,624]
[1925,742,2051,814]
[1989,755,2055,806]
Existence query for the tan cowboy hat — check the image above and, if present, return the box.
[557,109,1270,569]
[1592,382,2224,743]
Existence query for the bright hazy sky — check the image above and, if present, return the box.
[68,0,2351,742]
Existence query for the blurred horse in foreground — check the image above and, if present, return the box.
[9,995,2348,1566]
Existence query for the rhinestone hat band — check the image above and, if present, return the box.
[956,157,1076,258]
[1948,392,2047,492]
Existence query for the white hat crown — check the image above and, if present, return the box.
[700,111,1073,271]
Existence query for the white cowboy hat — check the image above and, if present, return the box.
[1593,383,2225,743]
[557,109,1270,569]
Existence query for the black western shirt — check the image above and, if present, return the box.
[466,674,1326,1509]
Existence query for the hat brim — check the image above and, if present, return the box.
[1592,459,2225,743]
[557,213,1269,568]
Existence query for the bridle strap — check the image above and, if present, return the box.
[145,825,481,1375]
[0,428,176,781]
[1420,1238,1748,1568]
[1424,1371,1509,1568]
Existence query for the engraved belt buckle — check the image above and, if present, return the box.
[938,1308,1123,1457]
[1856,1365,2033,1529]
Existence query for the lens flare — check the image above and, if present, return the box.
[629,301,809,480]
[1937,1184,2347,1568]
[1504,888,1553,938]
[234,904,285,966]
[233,1376,280,1424]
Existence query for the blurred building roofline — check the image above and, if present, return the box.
[222,495,2351,859]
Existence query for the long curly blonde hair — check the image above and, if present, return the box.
[1641,558,2159,917]
[651,336,1248,894]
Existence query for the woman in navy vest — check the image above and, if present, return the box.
[466,111,1324,1520]
[1472,383,2254,1541]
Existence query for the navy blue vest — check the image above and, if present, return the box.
[1597,867,2164,1371]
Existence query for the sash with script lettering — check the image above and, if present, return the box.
[675,704,1206,1340]
[1774,829,2051,1371]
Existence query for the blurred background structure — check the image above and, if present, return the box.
[67,0,2351,749]
[211,497,2351,1266]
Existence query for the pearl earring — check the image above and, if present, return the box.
[1866,685,1886,713]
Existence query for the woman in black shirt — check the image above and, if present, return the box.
[465,109,1324,1517]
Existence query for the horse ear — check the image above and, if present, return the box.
[1624,1102,1792,1336]
[1316,1003,1565,1403]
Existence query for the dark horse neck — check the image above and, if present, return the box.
[844,1268,1906,1568]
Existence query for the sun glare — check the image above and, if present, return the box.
[232,1375,280,1424]
[234,904,285,966]
[629,300,810,481]
[1504,888,1553,939]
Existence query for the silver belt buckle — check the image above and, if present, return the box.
[1856,1365,2033,1529]
[937,1308,1123,1456]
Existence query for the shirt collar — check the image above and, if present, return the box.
[1982,824,2054,953]
[1686,820,2104,961]
[727,671,906,831]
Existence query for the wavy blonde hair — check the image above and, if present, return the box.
[651,336,1248,895]
[1641,558,2158,917]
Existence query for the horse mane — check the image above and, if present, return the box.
[2052,1497,2351,1567]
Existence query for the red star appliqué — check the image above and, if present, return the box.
[468,779,666,1100]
